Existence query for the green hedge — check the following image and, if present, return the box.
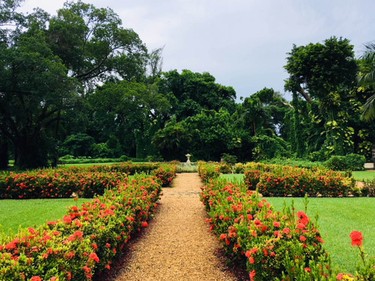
[200,179,329,280]
[200,177,375,280]
[0,174,162,280]
[243,163,354,197]
[324,154,366,171]
[0,163,176,199]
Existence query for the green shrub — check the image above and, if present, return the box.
[362,179,375,197]
[198,162,220,182]
[200,179,327,280]
[325,154,366,171]
[233,163,245,173]
[0,174,162,280]
[218,163,232,174]
[243,163,354,197]
[221,153,237,165]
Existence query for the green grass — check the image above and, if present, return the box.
[220,173,244,183]
[219,173,375,272]
[0,199,91,237]
[267,197,375,273]
[352,170,375,181]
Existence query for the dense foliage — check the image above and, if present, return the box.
[0,163,176,198]
[0,173,163,280]
[199,162,375,280]
[0,1,374,169]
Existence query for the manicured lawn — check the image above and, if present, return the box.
[352,170,375,181]
[220,173,244,183]
[267,197,375,273]
[0,199,91,237]
[219,174,375,273]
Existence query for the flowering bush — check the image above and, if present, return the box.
[198,162,220,183]
[201,179,328,280]
[151,164,177,187]
[244,163,354,197]
[0,170,127,199]
[0,163,176,199]
[201,176,375,280]
[0,174,162,280]
[84,162,159,174]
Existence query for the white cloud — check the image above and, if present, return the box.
[18,0,375,99]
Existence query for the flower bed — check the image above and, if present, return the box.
[201,179,329,280]
[199,162,375,280]
[0,174,162,280]
[151,164,177,187]
[0,163,176,199]
[197,162,220,183]
[244,163,354,197]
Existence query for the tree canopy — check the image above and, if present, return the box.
[0,1,374,169]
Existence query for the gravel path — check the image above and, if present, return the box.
[109,173,247,281]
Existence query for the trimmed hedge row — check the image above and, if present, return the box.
[200,179,330,280]
[0,163,176,199]
[244,163,354,197]
[198,162,374,280]
[197,161,220,183]
[0,171,125,199]
[0,174,162,280]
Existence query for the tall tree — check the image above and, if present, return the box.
[0,1,149,168]
[0,25,77,168]
[284,37,358,157]
[48,1,147,93]
[158,70,237,121]
[358,42,375,120]
[88,80,170,158]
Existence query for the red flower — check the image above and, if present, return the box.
[141,221,149,228]
[250,270,256,281]
[30,277,42,281]
[63,215,72,224]
[350,231,363,247]
[300,235,307,242]
[297,211,309,226]
[89,252,100,263]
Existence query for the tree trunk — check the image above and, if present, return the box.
[0,138,8,170]
[15,134,49,169]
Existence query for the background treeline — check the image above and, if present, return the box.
[0,0,374,169]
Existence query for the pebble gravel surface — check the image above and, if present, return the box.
[110,173,247,281]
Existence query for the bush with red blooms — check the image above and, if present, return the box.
[197,162,220,183]
[201,178,327,280]
[0,174,163,280]
[198,162,375,280]
[151,164,177,187]
[0,163,176,199]
[243,162,354,197]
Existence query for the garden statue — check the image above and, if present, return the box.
[185,153,191,165]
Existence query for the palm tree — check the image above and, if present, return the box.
[358,43,375,120]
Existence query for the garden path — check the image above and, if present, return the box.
[108,173,247,281]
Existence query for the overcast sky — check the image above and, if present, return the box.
[20,0,375,100]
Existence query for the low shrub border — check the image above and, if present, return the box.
[0,174,163,280]
[244,163,354,197]
[200,179,329,280]
[199,163,375,280]
[0,163,176,199]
